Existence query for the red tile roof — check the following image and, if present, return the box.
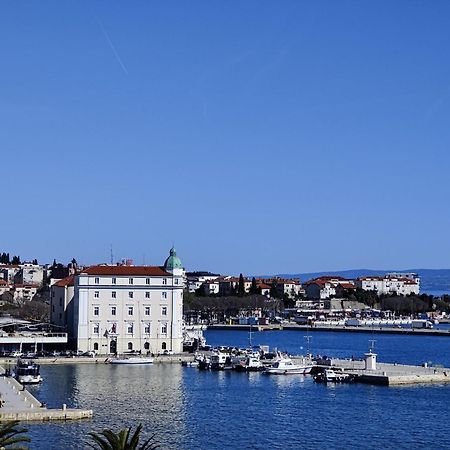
[81,265,171,276]
[54,275,75,287]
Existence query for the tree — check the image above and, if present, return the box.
[11,255,21,265]
[32,259,38,265]
[0,420,30,449]
[249,277,258,295]
[238,273,245,297]
[88,424,158,450]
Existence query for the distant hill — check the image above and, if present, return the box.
[264,269,450,294]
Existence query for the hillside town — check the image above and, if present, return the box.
[0,248,446,357]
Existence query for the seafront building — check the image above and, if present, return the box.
[50,247,184,355]
[356,275,419,296]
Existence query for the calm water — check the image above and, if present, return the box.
[25,330,450,449]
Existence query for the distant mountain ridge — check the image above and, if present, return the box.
[266,269,450,293]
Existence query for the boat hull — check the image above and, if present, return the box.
[110,357,154,365]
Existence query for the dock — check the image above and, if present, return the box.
[309,355,450,386]
[0,368,92,422]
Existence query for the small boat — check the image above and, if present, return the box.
[264,353,312,375]
[314,369,354,383]
[235,353,265,372]
[182,360,199,367]
[210,351,234,370]
[15,359,43,384]
[109,357,154,365]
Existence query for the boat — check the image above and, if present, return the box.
[264,353,313,375]
[314,369,354,383]
[109,356,154,365]
[235,352,265,372]
[210,351,234,370]
[14,359,43,384]
[182,360,199,367]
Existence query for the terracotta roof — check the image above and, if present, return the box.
[258,283,271,289]
[54,275,75,287]
[81,265,171,277]
[340,282,356,289]
[0,280,8,285]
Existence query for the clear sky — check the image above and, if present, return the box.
[1,1,450,275]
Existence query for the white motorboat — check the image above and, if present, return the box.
[14,360,43,384]
[314,369,354,383]
[109,356,154,365]
[264,353,312,375]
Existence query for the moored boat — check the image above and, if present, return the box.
[14,359,43,384]
[314,369,354,383]
[109,356,154,365]
[264,353,312,375]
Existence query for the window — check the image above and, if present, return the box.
[111,306,116,316]
[128,342,133,350]
[175,278,179,285]
[144,323,150,334]
[127,324,134,334]
[128,291,134,299]
[161,306,167,316]
[162,292,167,299]
[161,323,167,334]
[93,324,99,334]
[95,277,99,284]
[145,291,150,298]
[94,306,99,316]
[145,306,151,316]
[94,291,99,298]
[146,278,150,285]
[128,306,134,315]
[112,277,116,285]
[112,291,116,299]
[162,341,167,349]
[94,342,99,351]
[144,342,150,350]
[129,278,133,285]
[163,278,167,285]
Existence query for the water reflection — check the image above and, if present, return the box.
[28,363,187,449]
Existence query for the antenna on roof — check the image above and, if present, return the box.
[110,244,114,265]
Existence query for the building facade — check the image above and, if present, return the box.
[356,275,419,296]
[69,248,184,354]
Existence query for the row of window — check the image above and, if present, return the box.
[92,323,167,335]
[94,277,179,286]
[93,306,167,317]
[94,291,168,299]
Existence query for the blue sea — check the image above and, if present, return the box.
[24,329,450,449]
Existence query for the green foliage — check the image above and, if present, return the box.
[88,424,158,450]
[0,420,30,449]
[238,273,245,297]
[249,277,258,295]
[10,256,21,265]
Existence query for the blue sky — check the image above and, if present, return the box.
[1,1,450,275]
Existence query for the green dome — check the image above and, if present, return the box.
[164,247,183,270]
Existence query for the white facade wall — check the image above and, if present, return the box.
[357,278,419,296]
[20,264,44,285]
[73,271,183,354]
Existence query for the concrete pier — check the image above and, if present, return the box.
[0,369,92,422]
[314,357,450,386]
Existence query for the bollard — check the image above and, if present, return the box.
[62,404,67,411]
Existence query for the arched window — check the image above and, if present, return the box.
[144,342,150,350]
[93,342,99,351]
[162,342,167,350]
[128,342,133,350]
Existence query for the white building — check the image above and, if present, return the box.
[14,263,44,286]
[68,247,184,354]
[356,275,420,296]
[304,277,355,300]
[50,275,75,333]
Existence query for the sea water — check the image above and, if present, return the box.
[25,330,450,449]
